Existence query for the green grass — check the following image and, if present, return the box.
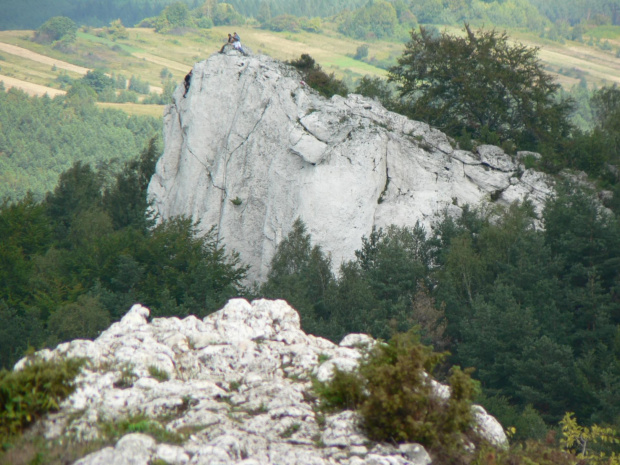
[148,365,170,382]
[77,31,141,53]
[323,56,387,75]
[584,25,620,40]
[100,414,184,444]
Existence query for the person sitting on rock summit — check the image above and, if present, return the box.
[219,33,234,53]
[232,32,247,55]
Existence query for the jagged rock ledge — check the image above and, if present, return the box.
[20,300,506,465]
[147,52,554,282]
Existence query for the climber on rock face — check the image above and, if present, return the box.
[183,69,192,98]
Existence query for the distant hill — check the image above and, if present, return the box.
[1,0,371,31]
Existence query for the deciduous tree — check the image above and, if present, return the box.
[389,25,573,150]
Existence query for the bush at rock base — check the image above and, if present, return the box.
[313,368,366,412]
[314,332,614,464]
[316,330,478,455]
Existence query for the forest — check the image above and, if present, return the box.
[0,86,161,201]
[2,0,620,39]
[0,139,248,372]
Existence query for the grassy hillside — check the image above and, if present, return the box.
[1,23,619,116]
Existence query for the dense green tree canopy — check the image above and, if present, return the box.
[0,145,248,370]
[529,0,620,25]
[592,85,620,164]
[260,185,620,430]
[260,219,335,335]
[0,0,201,29]
[34,16,78,43]
[389,24,574,150]
[0,88,160,202]
[339,0,399,40]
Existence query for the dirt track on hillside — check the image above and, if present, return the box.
[0,74,65,97]
[0,42,89,75]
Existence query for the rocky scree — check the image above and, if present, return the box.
[16,299,507,465]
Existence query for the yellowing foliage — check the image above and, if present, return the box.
[560,412,620,464]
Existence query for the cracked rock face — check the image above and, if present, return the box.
[23,299,506,465]
[147,52,553,282]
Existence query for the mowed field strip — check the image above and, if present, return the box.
[0,42,89,75]
[539,47,620,85]
[0,39,164,95]
[0,73,65,96]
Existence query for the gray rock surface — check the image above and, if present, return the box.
[19,300,507,464]
[147,52,553,282]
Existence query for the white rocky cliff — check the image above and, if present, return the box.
[147,51,553,281]
[22,299,507,465]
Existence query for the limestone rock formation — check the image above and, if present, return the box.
[147,51,553,282]
[20,299,507,465]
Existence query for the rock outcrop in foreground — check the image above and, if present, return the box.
[147,51,553,282]
[23,300,506,465]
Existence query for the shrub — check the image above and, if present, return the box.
[35,17,77,44]
[313,368,366,412]
[280,422,301,438]
[113,363,137,389]
[360,331,476,449]
[266,14,301,32]
[315,330,478,453]
[560,412,620,464]
[354,44,370,60]
[473,439,581,465]
[106,19,128,40]
[0,357,85,439]
[289,54,348,98]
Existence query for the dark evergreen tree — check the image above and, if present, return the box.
[103,137,160,231]
[45,162,103,244]
[0,151,250,369]
[592,85,620,168]
[261,219,335,333]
